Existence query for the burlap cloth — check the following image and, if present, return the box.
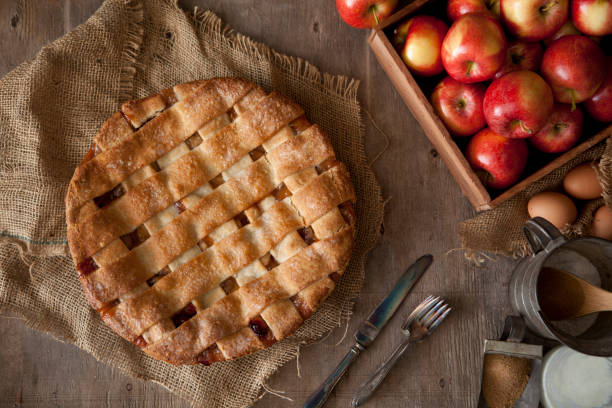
[0,1,383,406]
[460,134,612,258]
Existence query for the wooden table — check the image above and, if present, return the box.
[0,1,517,406]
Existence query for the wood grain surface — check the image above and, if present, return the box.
[0,1,517,406]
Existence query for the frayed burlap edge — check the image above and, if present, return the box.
[189,7,361,101]
[118,0,145,102]
[599,137,612,207]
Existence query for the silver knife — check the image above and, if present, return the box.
[302,254,433,408]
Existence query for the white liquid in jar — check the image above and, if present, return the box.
[542,346,612,408]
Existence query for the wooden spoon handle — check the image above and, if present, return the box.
[580,286,612,316]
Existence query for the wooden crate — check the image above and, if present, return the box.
[368,0,612,211]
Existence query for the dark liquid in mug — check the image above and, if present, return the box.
[537,267,600,336]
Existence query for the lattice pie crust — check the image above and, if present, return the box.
[65,78,356,365]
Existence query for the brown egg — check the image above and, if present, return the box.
[527,192,577,230]
[590,206,612,240]
[563,163,602,200]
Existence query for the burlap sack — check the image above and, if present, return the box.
[0,1,383,407]
[460,135,612,258]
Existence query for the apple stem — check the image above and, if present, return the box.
[370,6,380,26]
[540,0,558,14]
[570,91,576,112]
[511,119,532,134]
[465,61,475,77]
[519,121,532,134]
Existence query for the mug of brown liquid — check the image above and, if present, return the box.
[509,217,612,357]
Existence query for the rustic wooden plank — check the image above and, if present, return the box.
[0,0,63,75]
[0,313,188,408]
[0,0,515,407]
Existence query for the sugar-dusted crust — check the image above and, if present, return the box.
[65,78,356,365]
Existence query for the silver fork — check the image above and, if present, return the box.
[351,295,452,407]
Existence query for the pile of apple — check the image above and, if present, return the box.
[393,0,611,189]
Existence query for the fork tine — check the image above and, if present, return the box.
[428,307,451,332]
[417,296,440,317]
[413,296,439,322]
[409,296,436,319]
[402,295,439,330]
[419,299,444,324]
[423,303,449,327]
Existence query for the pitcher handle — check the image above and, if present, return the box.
[523,217,565,254]
[499,315,526,342]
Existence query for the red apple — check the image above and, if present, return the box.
[572,0,612,36]
[483,70,554,139]
[447,0,500,20]
[466,128,528,189]
[541,35,606,107]
[530,104,584,153]
[401,16,448,76]
[430,77,487,137]
[441,13,507,83]
[501,0,568,40]
[543,20,582,45]
[336,0,398,29]
[392,18,414,50]
[493,40,543,80]
[585,57,612,122]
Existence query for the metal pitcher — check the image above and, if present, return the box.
[509,217,612,357]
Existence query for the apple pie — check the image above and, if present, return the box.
[65,78,356,365]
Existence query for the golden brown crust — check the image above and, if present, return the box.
[144,227,353,364]
[260,300,304,340]
[291,163,356,225]
[65,78,253,212]
[66,78,356,365]
[95,111,135,150]
[105,200,303,340]
[120,94,166,128]
[68,92,303,264]
[266,125,335,180]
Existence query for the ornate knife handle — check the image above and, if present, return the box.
[351,338,411,407]
[303,344,364,408]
